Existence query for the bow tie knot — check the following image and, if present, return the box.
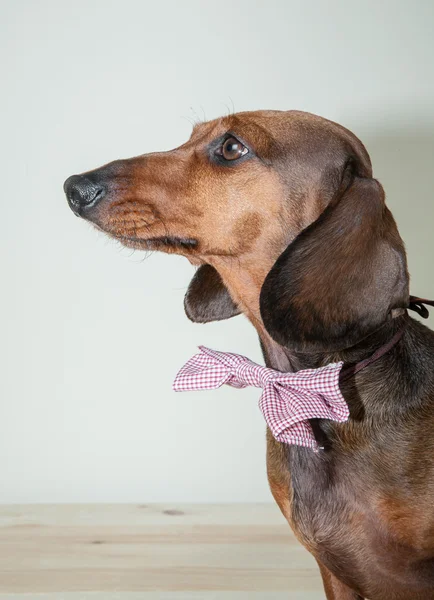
[173,346,350,450]
[224,356,279,389]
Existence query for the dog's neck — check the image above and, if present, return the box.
[207,256,296,370]
[208,257,405,373]
[259,317,407,374]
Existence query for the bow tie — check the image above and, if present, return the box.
[173,346,349,451]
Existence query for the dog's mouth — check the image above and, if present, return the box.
[85,199,199,253]
[106,231,199,253]
[83,209,198,253]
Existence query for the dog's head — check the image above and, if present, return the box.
[64,110,409,352]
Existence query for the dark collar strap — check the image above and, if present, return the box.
[409,296,434,319]
[340,326,406,382]
[340,296,433,382]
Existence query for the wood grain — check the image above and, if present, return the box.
[0,504,323,599]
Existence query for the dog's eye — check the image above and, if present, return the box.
[217,137,249,161]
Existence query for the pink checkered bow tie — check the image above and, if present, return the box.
[173,346,350,450]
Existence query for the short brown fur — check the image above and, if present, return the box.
[65,110,434,599]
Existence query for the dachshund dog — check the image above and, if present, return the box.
[64,111,434,599]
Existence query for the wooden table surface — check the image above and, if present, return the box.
[0,504,324,599]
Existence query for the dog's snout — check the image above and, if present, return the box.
[64,174,106,214]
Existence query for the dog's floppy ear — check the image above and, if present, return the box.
[184,264,241,323]
[260,169,409,352]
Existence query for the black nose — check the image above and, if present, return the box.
[64,175,106,213]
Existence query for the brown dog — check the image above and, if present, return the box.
[64,110,434,599]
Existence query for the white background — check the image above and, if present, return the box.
[2,0,433,502]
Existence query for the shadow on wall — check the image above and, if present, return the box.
[363,128,434,329]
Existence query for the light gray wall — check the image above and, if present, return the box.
[1,0,433,502]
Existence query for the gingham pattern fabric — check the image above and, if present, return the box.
[173,346,349,450]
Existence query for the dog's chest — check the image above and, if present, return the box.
[286,446,356,548]
[266,432,356,550]
[274,440,434,598]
